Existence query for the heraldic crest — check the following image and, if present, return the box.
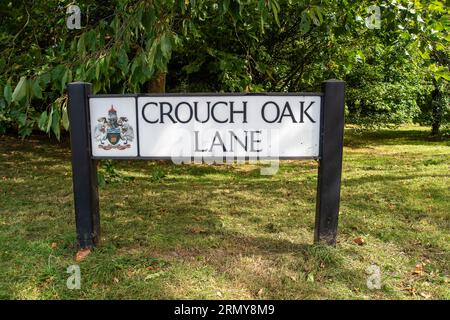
[94,105,134,150]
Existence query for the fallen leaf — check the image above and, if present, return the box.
[404,286,417,295]
[412,264,424,275]
[144,271,165,280]
[75,248,91,262]
[419,292,431,299]
[51,242,58,249]
[188,227,207,234]
[353,236,365,245]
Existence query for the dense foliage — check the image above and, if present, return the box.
[0,0,448,138]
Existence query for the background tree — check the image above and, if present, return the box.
[0,0,448,139]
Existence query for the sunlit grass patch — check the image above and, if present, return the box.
[0,125,448,299]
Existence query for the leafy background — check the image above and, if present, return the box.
[0,0,448,139]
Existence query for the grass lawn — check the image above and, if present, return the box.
[0,125,449,299]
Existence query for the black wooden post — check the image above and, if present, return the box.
[67,82,100,249]
[314,80,345,246]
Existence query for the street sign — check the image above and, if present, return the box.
[68,80,345,249]
[89,94,321,159]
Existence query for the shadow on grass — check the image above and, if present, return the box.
[344,128,450,148]
[1,127,449,299]
[345,173,450,186]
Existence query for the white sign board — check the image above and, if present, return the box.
[89,95,321,159]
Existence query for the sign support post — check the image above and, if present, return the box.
[314,80,345,246]
[68,82,100,248]
[67,80,345,249]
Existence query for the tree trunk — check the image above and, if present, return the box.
[147,72,166,93]
[147,72,169,165]
[431,79,441,136]
[431,114,440,136]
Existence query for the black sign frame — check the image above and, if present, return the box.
[67,80,345,248]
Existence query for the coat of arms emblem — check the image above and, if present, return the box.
[94,105,134,150]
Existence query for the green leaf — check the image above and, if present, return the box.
[77,34,86,57]
[221,0,230,14]
[51,108,61,140]
[300,12,311,34]
[271,1,280,27]
[62,104,70,130]
[0,57,5,72]
[61,69,69,92]
[75,65,85,80]
[40,72,51,86]
[419,50,430,59]
[32,80,43,99]
[435,71,450,81]
[260,15,264,34]
[428,2,445,13]
[17,112,27,126]
[95,62,100,80]
[38,111,48,131]
[3,84,12,105]
[183,57,205,74]
[86,30,97,52]
[147,40,158,66]
[52,65,66,91]
[314,6,324,24]
[12,76,28,102]
[117,49,129,74]
[18,125,32,137]
[160,34,172,60]
[93,81,102,94]
[142,8,156,31]
[46,107,53,133]
[155,49,166,73]
[309,9,320,26]
[258,0,265,11]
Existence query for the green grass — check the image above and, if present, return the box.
[0,125,449,299]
